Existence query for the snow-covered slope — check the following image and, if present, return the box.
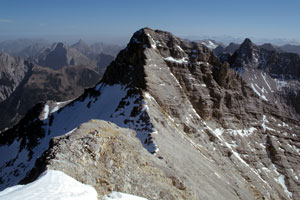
[0,170,98,200]
[0,84,156,190]
[0,169,148,200]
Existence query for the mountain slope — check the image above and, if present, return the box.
[0,64,101,131]
[0,39,48,56]
[230,38,300,118]
[0,52,31,103]
[0,28,299,199]
[38,42,95,70]
[17,43,49,58]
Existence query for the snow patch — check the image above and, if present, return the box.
[250,83,268,101]
[176,45,184,52]
[227,127,257,137]
[261,73,273,92]
[201,40,218,49]
[275,175,293,198]
[146,33,156,49]
[0,170,97,200]
[51,100,73,113]
[103,191,148,200]
[164,57,188,64]
[42,105,50,120]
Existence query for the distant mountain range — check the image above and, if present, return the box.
[0,39,122,131]
[0,38,122,58]
[184,35,300,46]
[199,39,300,57]
[0,52,102,131]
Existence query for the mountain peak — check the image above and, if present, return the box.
[241,38,254,47]
[50,42,67,51]
[72,39,88,48]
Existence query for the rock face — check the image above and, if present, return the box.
[0,28,300,200]
[94,53,115,75]
[0,52,31,103]
[230,38,300,118]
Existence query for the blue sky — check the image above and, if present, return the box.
[0,0,299,44]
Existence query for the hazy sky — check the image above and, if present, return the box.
[0,0,300,44]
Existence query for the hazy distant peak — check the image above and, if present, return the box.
[72,39,88,47]
[50,42,68,51]
[259,43,282,52]
[241,38,254,46]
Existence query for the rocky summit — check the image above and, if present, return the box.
[0,28,300,200]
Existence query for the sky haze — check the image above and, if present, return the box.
[0,0,299,44]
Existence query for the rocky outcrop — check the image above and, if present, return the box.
[1,28,300,200]
[23,120,196,199]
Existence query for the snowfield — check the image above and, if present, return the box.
[0,170,149,200]
[0,170,98,200]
